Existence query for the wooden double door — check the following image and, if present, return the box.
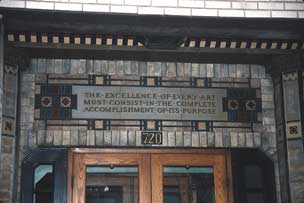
[68,149,233,203]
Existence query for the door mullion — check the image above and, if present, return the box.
[139,154,152,203]
[151,155,163,203]
[72,154,86,203]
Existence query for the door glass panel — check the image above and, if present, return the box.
[244,165,264,203]
[86,166,139,203]
[246,192,264,203]
[244,165,263,188]
[163,166,215,203]
[33,165,54,203]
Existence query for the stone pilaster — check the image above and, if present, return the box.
[0,20,28,202]
[2,41,30,203]
[273,74,291,203]
[0,14,3,172]
[272,54,304,203]
[0,64,19,203]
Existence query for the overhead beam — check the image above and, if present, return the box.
[1,8,304,40]
[8,41,300,64]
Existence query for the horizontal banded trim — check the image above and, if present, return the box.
[181,38,304,50]
[6,32,304,50]
[7,32,144,47]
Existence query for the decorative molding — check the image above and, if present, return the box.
[2,116,15,136]
[283,72,298,81]
[6,32,304,50]
[34,75,262,132]
[7,32,144,47]
[286,122,302,140]
[4,65,18,75]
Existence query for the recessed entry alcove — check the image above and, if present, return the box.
[1,8,303,203]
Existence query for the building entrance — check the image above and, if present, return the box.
[68,149,233,203]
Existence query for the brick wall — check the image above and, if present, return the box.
[0,0,303,18]
[12,59,281,202]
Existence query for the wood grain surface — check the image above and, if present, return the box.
[69,148,232,203]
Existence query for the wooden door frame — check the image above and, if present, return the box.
[151,153,228,203]
[69,152,151,203]
[67,148,233,203]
